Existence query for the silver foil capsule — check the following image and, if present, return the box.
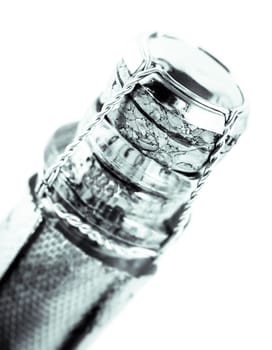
[0,33,248,349]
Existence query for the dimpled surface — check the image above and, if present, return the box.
[0,193,132,350]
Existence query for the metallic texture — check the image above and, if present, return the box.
[0,187,137,350]
[0,32,248,349]
[111,60,220,172]
[0,188,41,280]
[37,66,160,198]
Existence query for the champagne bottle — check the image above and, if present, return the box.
[0,33,248,350]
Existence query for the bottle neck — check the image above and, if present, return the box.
[43,58,223,258]
[43,117,194,257]
[78,102,198,232]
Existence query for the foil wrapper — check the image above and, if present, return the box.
[0,33,247,349]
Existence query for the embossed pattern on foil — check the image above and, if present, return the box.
[0,207,131,350]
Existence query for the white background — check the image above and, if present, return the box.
[0,1,271,349]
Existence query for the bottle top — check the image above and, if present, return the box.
[41,33,248,270]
